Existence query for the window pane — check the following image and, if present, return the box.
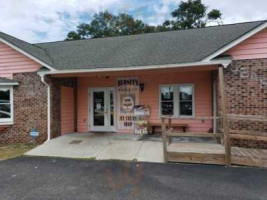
[161,102,173,116]
[110,91,114,126]
[0,104,11,118]
[180,86,192,101]
[180,102,192,116]
[93,92,105,126]
[0,89,10,104]
[161,86,173,101]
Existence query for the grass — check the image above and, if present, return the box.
[0,143,36,161]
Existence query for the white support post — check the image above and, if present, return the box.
[40,74,51,142]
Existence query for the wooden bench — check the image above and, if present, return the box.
[150,122,188,134]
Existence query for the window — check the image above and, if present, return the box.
[160,86,174,116]
[0,87,13,123]
[179,85,193,116]
[160,84,194,117]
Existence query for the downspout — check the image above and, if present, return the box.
[212,71,217,134]
[40,74,51,142]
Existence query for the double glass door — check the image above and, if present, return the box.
[89,88,116,132]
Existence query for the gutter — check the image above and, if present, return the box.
[38,60,232,76]
[40,74,51,142]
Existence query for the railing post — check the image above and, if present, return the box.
[161,117,168,162]
[168,118,172,130]
[168,118,173,144]
[218,67,231,166]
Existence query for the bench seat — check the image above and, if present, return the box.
[149,122,188,134]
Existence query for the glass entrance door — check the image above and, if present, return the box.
[90,88,116,132]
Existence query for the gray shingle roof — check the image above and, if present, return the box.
[1,21,266,71]
[0,32,53,66]
[0,77,18,85]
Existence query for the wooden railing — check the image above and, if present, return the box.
[227,114,267,167]
[161,67,267,167]
[161,113,267,166]
[229,130,267,141]
[227,114,267,141]
[161,116,223,163]
[227,114,267,122]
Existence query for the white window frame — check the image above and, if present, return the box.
[178,84,195,118]
[0,86,14,125]
[159,85,177,117]
[159,84,195,118]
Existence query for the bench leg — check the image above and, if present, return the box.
[152,126,155,135]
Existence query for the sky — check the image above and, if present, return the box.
[0,0,266,43]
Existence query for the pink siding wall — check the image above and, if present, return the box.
[0,41,41,78]
[77,69,213,133]
[225,28,267,60]
[61,86,75,134]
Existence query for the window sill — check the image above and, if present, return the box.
[160,115,195,119]
[0,121,14,126]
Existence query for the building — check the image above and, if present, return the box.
[0,20,266,147]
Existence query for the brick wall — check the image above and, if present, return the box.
[0,72,47,144]
[0,73,77,144]
[219,59,267,148]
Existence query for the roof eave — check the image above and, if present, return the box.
[38,60,232,76]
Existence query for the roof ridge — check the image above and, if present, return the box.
[34,20,267,45]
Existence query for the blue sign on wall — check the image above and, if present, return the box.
[30,129,39,138]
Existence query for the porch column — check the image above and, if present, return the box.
[218,66,231,166]
[212,71,217,134]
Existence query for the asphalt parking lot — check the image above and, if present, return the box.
[0,157,266,200]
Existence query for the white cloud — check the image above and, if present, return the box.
[148,0,267,26]
[147,0,177,25]
[203,0,267,24]
[0,0,266,43]
[0,0,120,43]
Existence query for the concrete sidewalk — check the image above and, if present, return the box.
[25,133,164,163]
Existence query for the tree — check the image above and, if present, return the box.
[66,1,223,40]
[168,0,222,29]
[66,11,156,40]
[66,31,81,40]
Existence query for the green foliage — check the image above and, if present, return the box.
[208,9,222,20]
[66,31,81,41]
[171,0,222,29]
[66,11,156,40]
[65,0,223,40]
